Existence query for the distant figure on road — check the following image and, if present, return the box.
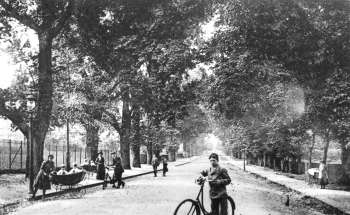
[162,157,168,177]
[111,152,125,188]
[95,151,105,180]
[319,161,328,189]
[199,153,231,215]
[33,154,55,199]
[152,156,160,177]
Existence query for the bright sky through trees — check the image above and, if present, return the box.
[0,15,217,89]
[0,50,17,89]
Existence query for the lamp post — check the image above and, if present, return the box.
[26,93,36,194]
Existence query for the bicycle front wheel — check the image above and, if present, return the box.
[173,199,200,215]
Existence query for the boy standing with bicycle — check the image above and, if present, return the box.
[200,153,231,215]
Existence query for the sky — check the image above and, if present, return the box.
[0,50,17,89]
[0,21,38,89]
[0,18,217,89]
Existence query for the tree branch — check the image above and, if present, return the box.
[0,0,40,31]
[103,110,121,133]
[0,101,28,137]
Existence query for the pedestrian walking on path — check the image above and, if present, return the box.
[32,154,55,199]
[152,156,160,177]
[200,153,231,215]
[95,151,105,180]
[318,161,329,189]
[162,157,168,177]
[111,152,125,188]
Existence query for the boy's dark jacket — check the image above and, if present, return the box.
[112,157,124,176]
[201,166,231,199]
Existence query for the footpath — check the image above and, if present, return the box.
[224,156,350,215]
[0,156,198,212]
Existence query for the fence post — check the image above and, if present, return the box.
[55,144,58,165]
[20,141,23,169]
[63,145,65,165]
[74,145,77,163]
[80,147,82,164]
[9,139,12,169]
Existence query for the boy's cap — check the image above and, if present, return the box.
[209,153,219,161]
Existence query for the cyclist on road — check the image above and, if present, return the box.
[200,153,231,215]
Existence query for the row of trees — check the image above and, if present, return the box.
[202,0,350,183]
[0,0,212,176]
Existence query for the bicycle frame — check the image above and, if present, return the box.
[195,184,209,215]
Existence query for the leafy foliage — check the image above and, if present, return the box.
[204,0,350,179]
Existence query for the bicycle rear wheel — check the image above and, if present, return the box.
[226,196,236,215]
[173,199,200,215]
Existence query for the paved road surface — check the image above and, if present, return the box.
[13,156,326,215]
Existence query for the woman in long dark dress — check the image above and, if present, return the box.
[152,156,160,177]
[162,157,168,177]
[95,151,105,180]
[319,161,329,189]
[33,154,55,199]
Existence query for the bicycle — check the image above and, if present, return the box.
[173,177,236,215]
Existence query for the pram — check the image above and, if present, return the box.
[50,171,87,190]
[81,161,97,178]
[307,168,319,184]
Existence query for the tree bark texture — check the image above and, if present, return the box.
[85,125,99,161]
[132,106,141,168]
[120,91,131,169]
[322,130,330,164]
[31,32,54,176]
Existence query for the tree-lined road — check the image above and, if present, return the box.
[14,155,326,215]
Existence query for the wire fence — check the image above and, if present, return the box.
[0,138,113,171]
[0,139,26,170]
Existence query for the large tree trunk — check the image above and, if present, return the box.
[309,132,316,167]
[322,130,330,164]
[147,142,153,165]
[339,140,350,184]
[131,106,141,168]
[120,92,131,169]
[85,125,99,161]
[132,143,141,167]
[32,32,54,177]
